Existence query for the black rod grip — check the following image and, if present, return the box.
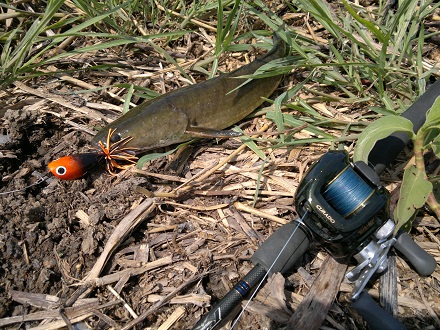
[394,231,437,276]
[192,265,267,330]
[193,221,310,330]
[251,220,311,274]
[352,292,406,330]
[369,79,440,174]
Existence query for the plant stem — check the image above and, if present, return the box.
[427,193,440,218]
[413,131,440,219]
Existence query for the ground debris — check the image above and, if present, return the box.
[1,3,439,329]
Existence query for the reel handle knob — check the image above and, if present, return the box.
[352,291,406,330]
[394,231,437,276]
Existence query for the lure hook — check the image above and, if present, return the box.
[97,128,139,175]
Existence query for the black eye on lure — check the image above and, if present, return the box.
[48,128,138,180]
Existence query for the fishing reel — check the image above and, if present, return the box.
[295,151,436,300]
[295,150,399,300]
[295,151,389,261]
[295,151,436,307]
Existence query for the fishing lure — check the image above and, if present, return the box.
[48,129,138,180]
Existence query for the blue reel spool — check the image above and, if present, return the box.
[295,151,390,258]
[323,165,375,218]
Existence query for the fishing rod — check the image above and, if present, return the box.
[193,78,440,330]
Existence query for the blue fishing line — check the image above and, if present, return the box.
[323,166,374,217]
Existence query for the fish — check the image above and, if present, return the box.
[48,34,287,180]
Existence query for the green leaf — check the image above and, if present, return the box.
[422,127,440,148]
[234,127,266,160]
[273,92,287,143]
[423,96,440,129]
[136,147,179,169]
[393,165,432,231]
[6,0,65,72]
[342,0,386,43]
[136,140,195,169]
[353,116,414,163]
[431,134,440,157]
[122,84,134,114]
[266,112,335,139]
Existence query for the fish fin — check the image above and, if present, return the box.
[185,127,243,139]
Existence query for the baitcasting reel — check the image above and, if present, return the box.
[296,150,389,260]
[295,150,436,301]
[295,150,393,299]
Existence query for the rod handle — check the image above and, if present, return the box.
[352,292,406,330]
[251,220,310,274]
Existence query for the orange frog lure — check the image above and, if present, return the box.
[48,128,138,180]
[48,153,103,180]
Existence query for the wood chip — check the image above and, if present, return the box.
[83,198,156,282]
[157,306,186,330]
[288,256,347,329]
[234,201,288,225]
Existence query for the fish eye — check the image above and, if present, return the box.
[56,166,67,176]
[110,132,122,143]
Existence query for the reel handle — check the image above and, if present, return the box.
[369,79,440,174]
[394,231,437,276]
[352,291,406,330]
